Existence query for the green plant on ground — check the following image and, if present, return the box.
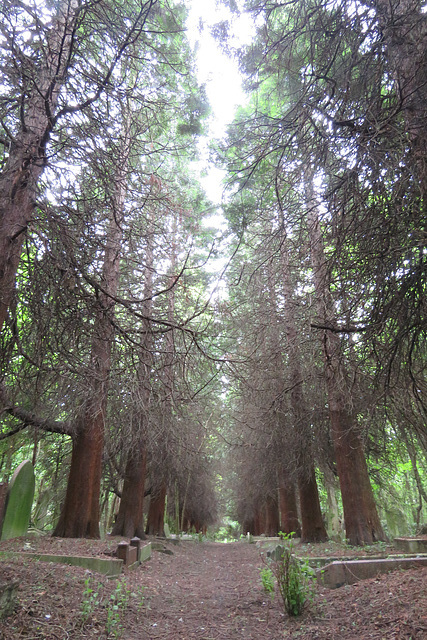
[259,566,275,600]
[275,548,316,616]
[263,533,317,617]
[80,575,101,626]
[130,585,145,612]
[106,578,131,638]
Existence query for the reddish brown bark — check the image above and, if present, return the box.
[242,517,255,536]
[374,0,427,183]
[253,505,263,536]
[278,471,301,536]
[277,233,328,543]
[329,405,385,545]
[111,207,155,538]
[307,186,385,545]
[298,467,328,543]
[145,483,167,537]
[0,2,80,332]
[180,509,206,534]
[54,103,131,538]
[53,282,116,538]
[264,494,280,536]
[111,446,147,539]
[53,410,104,538]
[54,298,115,538]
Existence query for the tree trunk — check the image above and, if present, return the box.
[144,215,176,537]
[53,410,104,538]
[103,492,119,534]
[306,184,386,545]
[145,483,167,536]
[242,517,255,536]
[323,467,342,540]
[264,494,280,536]
[374,0,427,189]
[110,207,155,538]
[0,1,80,332]
[277,228,328,543]
[329,404,385,544]
[278,469,301,536]
[53,314,113,538]
[298,468,327,543]
[254,504,264,536]
[54,103,131,538]
[111,447,147,538]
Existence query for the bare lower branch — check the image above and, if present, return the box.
[0,383,72,437]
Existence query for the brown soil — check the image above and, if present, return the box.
[0,535,426,639]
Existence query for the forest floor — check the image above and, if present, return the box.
[0,534,426,639]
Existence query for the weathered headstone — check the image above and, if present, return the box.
[0,460,35,540]
[32,489,50,531]
[117,541,138,566]
[116,539,152,566]
[385,507,408,538]
[394,537,427,553]
[130,537,142,561]
[0,580,19,618]
[266,544,285,561]
[0,483,8,527]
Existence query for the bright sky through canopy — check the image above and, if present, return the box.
[185,0,254,205]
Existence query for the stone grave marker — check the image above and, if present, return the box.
[0,483,8,526]
[0,460,35,540]
[0,580,19,618]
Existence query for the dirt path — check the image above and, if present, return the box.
[132,541,283,639]
[127,539,427,640]
[0,536,426,639]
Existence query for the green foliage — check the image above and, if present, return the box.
[106,579,131,638]
[80,576,137,637]
[276,549,316,617]
[134,586,145,612]
[213,519,240,542]
[80,576,101,626]
[263,533,317,617]
[259,566,275,601]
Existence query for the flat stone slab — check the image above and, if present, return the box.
[319,557,427,589]
[151,542,174,555]
[255,536,301,546]
[300,553,427,567]
[394,537,427,553]
[140,542,152,562]
[254,536,282,543]
[0,541,152,577]
[156,536,180,545]
[0,551,123,578]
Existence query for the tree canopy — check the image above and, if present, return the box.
[0,0,426,544]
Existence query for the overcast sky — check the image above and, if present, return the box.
[185,1,254,205]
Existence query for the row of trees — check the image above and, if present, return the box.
[0,0,426,545]
[0,0,221,538]
[217,0,427,545]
